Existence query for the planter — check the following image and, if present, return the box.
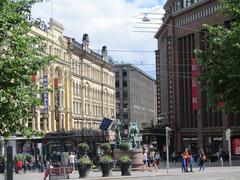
[100,162,113,177]
[120,161,132,176]
[114,149,142,168]
[78,164,91,178]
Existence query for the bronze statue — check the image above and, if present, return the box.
[115,119,123,145]
[127,122,139,149]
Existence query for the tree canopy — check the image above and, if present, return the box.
[0,0,53,138]
[195,0,240,112]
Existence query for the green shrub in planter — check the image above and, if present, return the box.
[99,155,113,177]
[78,157,92,178]
[119,143,130,151]
[100,155,113,163]
[100,143,111,155]
[25,154,32,163]
[119,155,131,163]
[119,155,132,176]
[14,154,24,163]
[78,143,89,156]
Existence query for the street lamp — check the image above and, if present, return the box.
[142,14,151,22]
[165,126,172,174]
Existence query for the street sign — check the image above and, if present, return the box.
[99,118,113,130]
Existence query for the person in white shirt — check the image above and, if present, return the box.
[69,153,75,170]
[141,150,150,171]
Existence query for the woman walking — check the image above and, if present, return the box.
[199,149,206,172]
[141,150,150,171]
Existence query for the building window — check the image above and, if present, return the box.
[186,0,194,7]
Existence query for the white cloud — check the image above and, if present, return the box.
[31,0,165,78]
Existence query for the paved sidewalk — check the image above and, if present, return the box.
[1,166,240,180]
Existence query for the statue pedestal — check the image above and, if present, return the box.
[114,149,143,169]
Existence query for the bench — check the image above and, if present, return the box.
[49,167,74,180]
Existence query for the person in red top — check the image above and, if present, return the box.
[183,148,190,172]
[16,160,24,175]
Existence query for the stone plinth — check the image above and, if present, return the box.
[114,149,143,169]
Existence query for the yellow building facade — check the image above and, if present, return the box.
[69,35,115,137]
[31,19,72,133]
[31,19,115,136]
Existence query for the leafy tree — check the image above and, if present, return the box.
[0,0,53,138]
[195,0,240,112]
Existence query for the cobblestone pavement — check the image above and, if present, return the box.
[1,166,240,180]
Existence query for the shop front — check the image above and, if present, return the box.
[182,137,198,154]
[203,135,223,155]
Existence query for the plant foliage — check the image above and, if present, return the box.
[119,143,130,151]
[78,157,92,168]
[195,0,240,112]
[119,155,131,163]
[100,143,111,155]
[78,143,89,155]
[0,0,54,137]
[99,155,113,164]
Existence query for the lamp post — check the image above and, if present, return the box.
[226,128,232,166]
[165,126,172,174]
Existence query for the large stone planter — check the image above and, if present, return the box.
[114,149,143,169]
[120,161,132,176]
[78,164,91,178]
[99,162,113,177]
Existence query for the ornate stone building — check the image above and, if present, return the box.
[2,19,116,157]
[30,19,72,133]
[68,34,116,139]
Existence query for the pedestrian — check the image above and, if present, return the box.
[199,149,206,172]
[181,153,186,173]
[148,149,155,171]
[141,150,150,171]
[69,152,75,170]
[189,154,195,172]
[43,161,53,180]
[153,151,161,171]
[16,160,24,175]
[183,148,190,172]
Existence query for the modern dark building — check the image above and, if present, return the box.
[155,0,240,155]
[115,64,157,139]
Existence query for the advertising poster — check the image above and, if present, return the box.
[232,138,240,155]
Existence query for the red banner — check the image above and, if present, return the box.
[192,58,198,110]
[232,138,240,155]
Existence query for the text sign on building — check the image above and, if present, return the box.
[192,58,199,110]
[99,118,113,130]
[43,75,49,118]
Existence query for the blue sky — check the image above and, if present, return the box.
[32,0,166,79]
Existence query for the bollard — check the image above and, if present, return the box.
[5,145,13,180]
